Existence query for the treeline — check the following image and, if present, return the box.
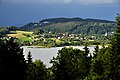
[0,26,19,36]
[0,15,120,80]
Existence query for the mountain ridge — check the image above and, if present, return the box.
[39,17,115,23]
[20,17,115,35]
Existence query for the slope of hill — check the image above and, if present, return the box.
[20,17,115,35]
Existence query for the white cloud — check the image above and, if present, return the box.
[2,0,119,5]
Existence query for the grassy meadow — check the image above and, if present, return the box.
[7,31,33,42]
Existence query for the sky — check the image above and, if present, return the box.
[0,0,120,26]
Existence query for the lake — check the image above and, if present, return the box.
[22,46,95,68]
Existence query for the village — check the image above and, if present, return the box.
[18,31,112,47]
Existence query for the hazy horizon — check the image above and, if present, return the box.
[0,0,119,27]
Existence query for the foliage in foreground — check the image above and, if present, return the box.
[0,37,26,80]
[88,14,120,80]
[50,46,92,80]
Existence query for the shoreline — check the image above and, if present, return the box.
[23,45,107,49]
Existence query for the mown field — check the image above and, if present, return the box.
[7,31,33,42]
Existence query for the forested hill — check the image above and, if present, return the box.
[20,17,115,35]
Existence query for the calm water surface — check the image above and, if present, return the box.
[22,46,95,67]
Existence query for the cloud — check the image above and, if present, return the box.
[2,0,119,5]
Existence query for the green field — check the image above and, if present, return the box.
[7,30,33,42]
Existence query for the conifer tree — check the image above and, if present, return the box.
[25,51,34,80]
[27,51,33,64]
[25,53,48,80]
[109,14,120,80]
[50,47,92,80]
[93,45,99,58]
[89,14,120,80]
[34,59,48,80]
[0,37,26,80]
[83,44,90,56]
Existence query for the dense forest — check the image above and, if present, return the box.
[0,15,120,80]
[20,17,115,35]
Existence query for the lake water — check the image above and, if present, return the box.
[22,46,95,68]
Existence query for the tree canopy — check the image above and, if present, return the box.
[0,37,26,80]
[50,47,91,80]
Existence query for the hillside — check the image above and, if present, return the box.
[20,17,115,35]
